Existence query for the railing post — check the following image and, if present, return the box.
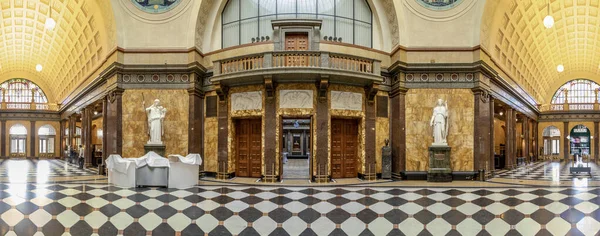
[564,103,569,111]
[320,52,329,68]
[213,61,221,76]
[264,52,272,69]
[373,60,381,76]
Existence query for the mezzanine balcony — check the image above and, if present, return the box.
[211,50,382,86]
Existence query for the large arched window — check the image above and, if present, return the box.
[0,78,48,103]
[552,79,599,104]
[222,0,372,48]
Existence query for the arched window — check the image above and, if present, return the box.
[551,79,599,104]
[9,124,27,135]
[222,0,372,48]
[0,79,48,103]
[38,125,56,136]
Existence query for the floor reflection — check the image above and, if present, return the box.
[494,160,600,183]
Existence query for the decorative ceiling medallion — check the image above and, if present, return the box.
[132,0,182,14]
[416,0,463,10]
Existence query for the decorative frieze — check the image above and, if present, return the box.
[231,91,263,111]
[279,90,313,109]
[0,111,61,120]
[331,91,362,111]
[540,112,600,122]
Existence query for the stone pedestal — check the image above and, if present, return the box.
[381,145,392,179]
[144,144,166,157]
[428,146,452,182]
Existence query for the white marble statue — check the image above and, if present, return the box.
[144,99,167,145]
[430,98,449,145]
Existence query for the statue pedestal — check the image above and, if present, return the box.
[428,145,452,182]
[144,144,166,157]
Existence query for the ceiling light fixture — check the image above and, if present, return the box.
[543,0,554,29]
[35,64,43,72]
[557,64,564,73]
[94,111,98,115]
[45,1,56,30]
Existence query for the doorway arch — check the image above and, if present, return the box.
[542,126,561,155]
[569,124,591,156]
[38,125,56,158]
[9,124,27,157]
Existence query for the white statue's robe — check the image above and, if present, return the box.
[146,106,166,144]
[431,106,448,145]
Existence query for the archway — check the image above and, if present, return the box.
[542,126,560,156]
[569,125,590,156]
[9,124,27,157]
[38,125,56,158]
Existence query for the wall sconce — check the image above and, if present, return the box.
[566,135,571,140]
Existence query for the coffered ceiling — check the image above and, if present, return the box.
[0,0,115,103]
[482,0,600,104]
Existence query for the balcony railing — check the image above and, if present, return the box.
[214,51,381,80]
[540,103,598,112]
[0,102,59,111]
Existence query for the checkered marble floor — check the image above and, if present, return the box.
[0,159,98,178]
[0,183,600,235]
[494,161,600,181]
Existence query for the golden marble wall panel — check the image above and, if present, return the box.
[405,89,474,172]
[227,85,265,173]
[91,118,103,145]
[494,119,506,154]
[122,89,189,158]
[204,117,218,173]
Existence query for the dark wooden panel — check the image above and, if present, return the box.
[206,96,217,117]
[376,96,388,118]
[331,120,343,178]
[250,120,262,178]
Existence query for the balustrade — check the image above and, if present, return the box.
[214,50,378,76]
[0,102,59,111]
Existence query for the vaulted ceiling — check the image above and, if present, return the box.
[482,0,600,104]
[0,0,115,103]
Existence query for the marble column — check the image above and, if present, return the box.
[217,90,229,176]
[533,121,538,161]
[264,82,277,179]
[316,88,329,181]
[523,117,530,161]
[563,121,569,161]
[30,121,35,158]
[59,120,65,158]
[390,86,407,179]
[595,121,599,162]
[82,106,93,167]
[68,116,76,149]
[365,94,376,178]
[473,90,493,173]
[102,98,108,169]
[505,108,515,168]
[105,89,123,156]
[188,87,204,172]
[0,120,5,157]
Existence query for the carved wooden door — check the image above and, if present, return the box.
[236,119,262,178]
[331,119,358,178]
[285,33,309,67]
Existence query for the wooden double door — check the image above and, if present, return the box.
[331,119,358,178]
[285,33,309,66]
[236,119,262,178]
